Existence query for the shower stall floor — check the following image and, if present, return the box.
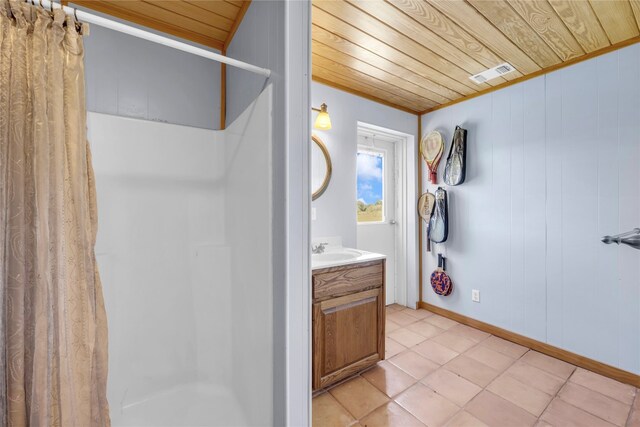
[112,382,247,426]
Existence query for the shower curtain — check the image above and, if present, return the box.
[0,1,109,426]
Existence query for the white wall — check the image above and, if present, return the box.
[226,2,311,425]
[421,44,640,375]
[311,82,418,248]
[79,8,221,129]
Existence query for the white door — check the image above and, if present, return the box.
[356,135,399,305]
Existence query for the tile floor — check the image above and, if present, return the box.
[313,305,640,427]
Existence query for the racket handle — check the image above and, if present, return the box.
[430,171,437,184]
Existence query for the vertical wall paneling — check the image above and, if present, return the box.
[617,45,640,374]
[491,88,511,329]
[421,44,640,375]
[545,70,563,347]
[522,77,546,342]
[560,60,598,359]
[595,51,620,366]
[509,84,525,335]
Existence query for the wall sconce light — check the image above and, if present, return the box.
[312,103,332,130]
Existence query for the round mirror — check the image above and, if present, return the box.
[311,135,332,201]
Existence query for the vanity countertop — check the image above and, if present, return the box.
[311,247,386,270]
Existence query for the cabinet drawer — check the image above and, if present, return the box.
[313,260,384,301]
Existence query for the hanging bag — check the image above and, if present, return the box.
[418,192,436,252]
[444,126,467,186]
[430,254,453,296]
[429,187,448,243]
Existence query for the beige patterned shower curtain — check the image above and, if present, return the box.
[0,1,109,425]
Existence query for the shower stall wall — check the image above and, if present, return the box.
[89,86,273,426]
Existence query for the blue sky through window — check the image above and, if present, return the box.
[357,152,383,205]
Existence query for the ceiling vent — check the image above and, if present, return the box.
[469,63,516,84]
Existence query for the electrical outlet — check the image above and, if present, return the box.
[472,289,480,303]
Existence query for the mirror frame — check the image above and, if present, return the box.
[312,135,332,201]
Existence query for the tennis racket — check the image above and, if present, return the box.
[421,130,444,184]
[417,192,435,252]
[430,254,453,296]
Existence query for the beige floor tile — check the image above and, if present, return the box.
[480,336,528,359]
[431,330,477,353]
[361,361,417,398]
[388,328,427,348]
[443,411,489,427]
[421,368,482,407]
[312,393,356,427]
[443,355,501,387]
[424,314,459,330]
[385,337,407,359]
[413,340,459,365]
[386,319,401,335]
[465,345,515,372]
[406,320,445,339]
[520,350,576,379]
[386,304,404,313]
[360,401,425,427]
[394,383,460,427]
[387,311,418,327]
[541,398,616,427]
[401,308,433,320]
[534,421,554,427]
[628,409,640,427]
[487,374,553,416]
[329,376,389,420]
[635,391,640,409]
[389,350,439,380]
[465,391,537,427]
[558,382,631,426]
[447,324,491,343]
[569,368,636,405]
[504,361,566,395]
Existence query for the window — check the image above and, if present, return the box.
[356,150,384,223]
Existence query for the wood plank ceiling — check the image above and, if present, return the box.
[312,0,640,114]
[69,0,251,51]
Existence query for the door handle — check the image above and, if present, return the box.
[602,228,640,250]
[389,220,397,225]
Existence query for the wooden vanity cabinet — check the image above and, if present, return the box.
[312,259,385,390]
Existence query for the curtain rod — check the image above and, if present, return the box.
[37,0,271,78]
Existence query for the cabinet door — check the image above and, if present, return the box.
[313,287,384,390]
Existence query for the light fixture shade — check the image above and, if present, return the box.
[314,103,332,130]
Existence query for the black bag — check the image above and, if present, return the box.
[444,126,467,186]
[429,187,448,243]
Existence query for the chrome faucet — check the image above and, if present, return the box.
[312,242,328,254]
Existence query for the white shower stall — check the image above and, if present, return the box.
[89,86,273,426]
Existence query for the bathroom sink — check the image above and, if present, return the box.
[312,249,362,262]
[311,247,385,269]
